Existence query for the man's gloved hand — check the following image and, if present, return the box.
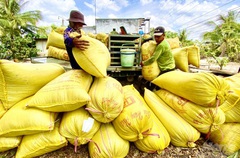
[73,37,89,51]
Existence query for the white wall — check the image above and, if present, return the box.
[95,18,144,34]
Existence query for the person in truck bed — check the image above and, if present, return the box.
[63,10,89,69]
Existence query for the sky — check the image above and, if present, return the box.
[22,0,240,40]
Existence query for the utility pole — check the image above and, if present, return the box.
[95,0,97,33]
[58,16,65,26]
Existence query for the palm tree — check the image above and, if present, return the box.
[0,0,42,36]
[0,0,42,58]
[178,29,194,47]
[203,11,240,61]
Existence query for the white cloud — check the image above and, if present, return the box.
[19,0,239,40]
[140,0,153,5]
[22,0,77,26]
[108,13,118,18]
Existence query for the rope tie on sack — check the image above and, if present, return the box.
[74,137,78,153]
[205,99,220,140]
[216,91,225,105]
[85,107,104,114]
[88,139,101,153]
[138,128,158,140]
[142,128,160,138]
[103,112,111,119]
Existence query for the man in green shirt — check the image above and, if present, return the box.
[142,26,175,73]
[138,26,175,93]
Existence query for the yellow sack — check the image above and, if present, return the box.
[112,84,154,142]
[86,76,124,123]
[87,32,96,38]
[88,123,129,158]
[46,30,65,49]
[48,46,69,61]
[141,40,156,61]
[72,35,111,77]
[27,70,92,112]
[166,37,180,49]
[59,107,101,149]
[144,88,200,147]
[187,45,200,68]
[155,89,225,134]
[220,88,240,123]
[96,33,109,47]
[152,71,230,107]
[225,73,240,88]
[0,60,65,110]
[0,100,6,118]
[209,123,240,156]
[172,47,189,72]
[15,121,67,158]
[219,88,240,111]
[0,97,57,137]
[0,136,22,152]
[54,26,67,35]
[141,40,160,81]
[134,89,170,154]
[134,119,170,154]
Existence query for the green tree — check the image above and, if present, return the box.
[203,11,240,66]
[0,0,42,59]
[178,29,194,47]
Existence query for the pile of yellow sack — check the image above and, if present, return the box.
[0,59,240,157]
[46,27,109,61]
[141,38,200,81]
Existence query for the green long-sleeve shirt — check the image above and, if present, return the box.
[143,39,175,72]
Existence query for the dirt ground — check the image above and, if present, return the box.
[0,134,228,158]
[0,60,239,158]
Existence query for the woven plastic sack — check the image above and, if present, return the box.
[48,46,69,61]
[152,71,230,107]
[27,70,92,112]
[46,30,65,49]
[209,123,240,156]
[220,88,240,123]
[144,88,200,147]
[0,100,6,118]
[86,76,124,123]
[187,45,200,68]
[96,33,109,47]
[166,37,180,49]
[0,97,57,137]
[88,123,129,158]
[155,89,225,134]
[134,91,170,154]
[54,26,67,34]
[112,85,154,142]
[15,121,67,158]
[0,136,22,152]
[59,107,101,152]
[219,88,240,111]
[141,40,160,81]
[72,34,111,77]
[172,47,189,72]
[225,73,240,88]
[0,59,65,110]
[87,32,96,38]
